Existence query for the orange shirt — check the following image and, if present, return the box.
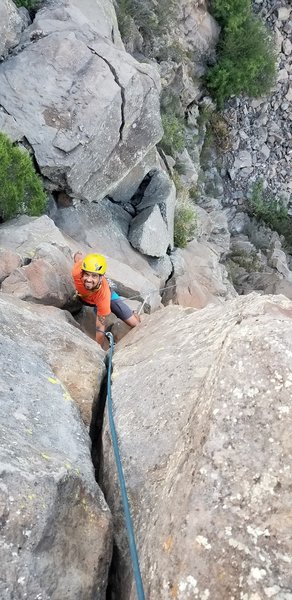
[72,260,111,317]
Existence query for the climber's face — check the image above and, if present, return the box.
[82,271,101,290]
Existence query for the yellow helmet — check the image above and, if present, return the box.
[82,253,107,274]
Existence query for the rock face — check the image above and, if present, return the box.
[0,295,112,600]
[163,239,234,308]
[129,170,176,256]
[0,293,105,426]
[0,214,163,312]
[0,0,162,202]
[0,0,23,58]
[102,293,292,599]
[0,216,81,308]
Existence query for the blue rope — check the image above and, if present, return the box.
[105,332,146,600]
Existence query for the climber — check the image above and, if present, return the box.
[72,252,140,347]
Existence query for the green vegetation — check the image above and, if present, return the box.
[0,133,46,222]
[115,0,178,45]
[13,0,41,9]
[247,179,292,249]
[206,0,276,106]
[172,171,197,248]
[229,250,263,273]
[160,113,186,156]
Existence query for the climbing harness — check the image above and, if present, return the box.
[105,331,146,600]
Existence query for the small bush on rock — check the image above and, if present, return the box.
[247,179,292,249]
[0,133,46,222]
[160,113,186,156]
[173,173,197,248]
[207,0,276,106]
[14,0,41,9]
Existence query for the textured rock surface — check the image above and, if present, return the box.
[0,297,112,600]
[0,249,21,283]
[0,0,162,202]
[134,170,176,250]
[102,293,292,599]
[0,293,105,426]
[52,199,160,282]
[128,204,170,257]
[0,0,23,58]
[163,239,235,308]
[0,216,81,308]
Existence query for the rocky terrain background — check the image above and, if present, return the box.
[0,0,291,598]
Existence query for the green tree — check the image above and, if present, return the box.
[0,133,47,222]
[206,4,276,106]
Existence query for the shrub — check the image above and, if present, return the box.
[172,173,197,248]
[0,133,47,222]
[174,199,197,249]
[13,0,41,9]
[160,113,186,156]
[206,3,276,106]
[247,179,292,249]
[115,0,177,42]
[211,0,252,27]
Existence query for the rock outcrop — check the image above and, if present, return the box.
[0,0,162,202]
[0,293,105,425]
[0,293,112,600]
[0,0,24,59]
[102,293,292,599]
[0,214,162,312]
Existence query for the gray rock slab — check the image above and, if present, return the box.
[0,216,82,308]
[163,240,236,309]
[110,148,159,203]
[128,205,170,257]
[146,255,173,286]
[0,0,23,58]
[106,256,162,312]
[0,299,111,599]
[102,293,292,599]
[0,293,106,426]
[136,170,176,248]
[0,0,162,202]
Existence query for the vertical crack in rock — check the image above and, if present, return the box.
[88,46,126,143]
[89,359,118,598]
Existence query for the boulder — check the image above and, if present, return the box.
[0,0,162,202]
[163,240,235,309]
[146,255,173,287]
[233,150,253,170]
[102,293,292,599]
[0,0,23,58]
[2,245,76,308]
[179,0,220,55]
[128,205,170,257]
[133,170,176,249]
[267,246,291,278]
[236,272,292,300]
[52,199,159,282]
[106,256,162,312]
[0,216,82,308]
[0,297,111,600]
[0,293,105,426]
[110,148,160,203]
[0,248,21,283]
[0,215,81,260]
